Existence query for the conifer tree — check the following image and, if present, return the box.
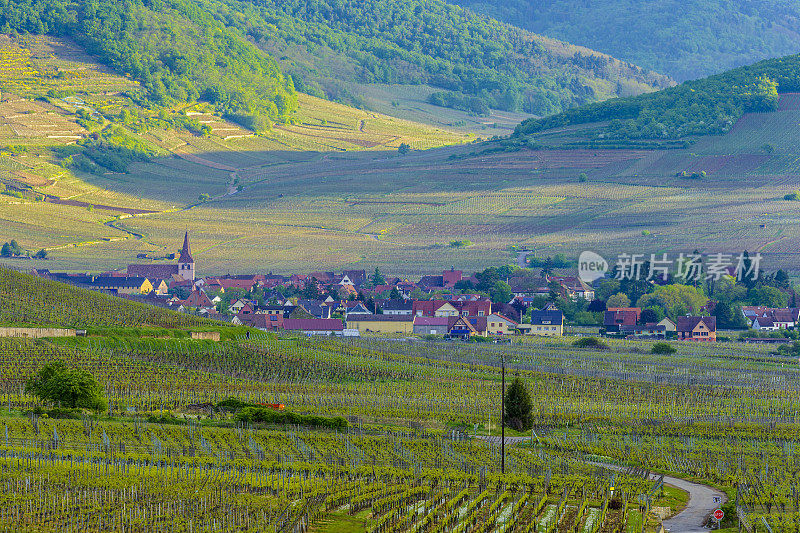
[504,375,532,431]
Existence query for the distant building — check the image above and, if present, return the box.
[412,299,490,318]
[741,306,799,330]
[128,232,195,282]
[677,316,716,342]
[604,308,641,333]
[413,317,450,335]
[346,314,413,335]
[518,310,563,336]
[381,299,413,316]
[486,313,518,336]
[283,318,344,335]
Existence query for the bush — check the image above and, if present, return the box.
[216,396,254,411]
[573,337,609,349]
[25,360,107,411]
[651,342,676,354]
[235,407,347,430]
[784,191,800,201]
[146,410,183,424]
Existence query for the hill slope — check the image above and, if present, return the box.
[0,267,207,327]
[515,54,800,142]
[213,0,672,116]
[0,0,671,122]
[1,0,297,128]
[448,0,800,82]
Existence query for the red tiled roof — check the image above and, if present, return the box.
[283,318,344,331]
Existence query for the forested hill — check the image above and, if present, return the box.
[213,0,672,116]
[448,0,800,82]
[0,0,672,121]
[514,54,800,140]
[0,0,297,130]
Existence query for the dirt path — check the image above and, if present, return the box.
[479,436,726,532]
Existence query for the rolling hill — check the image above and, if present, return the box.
[0,266,207,327]
[208,0,671,116]
[448,0,800,82]
[0,0,672,124]
[514,54,800,142]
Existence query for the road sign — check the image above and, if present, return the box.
[713,495,722,504]
[713,509,724,521]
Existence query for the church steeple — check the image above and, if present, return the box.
[177,232,195,281]
[178,231,193,263]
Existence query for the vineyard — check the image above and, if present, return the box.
[0,277,796,529]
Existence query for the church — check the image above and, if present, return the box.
[127,232,195,282]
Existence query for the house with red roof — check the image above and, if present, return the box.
[604,308,640,333]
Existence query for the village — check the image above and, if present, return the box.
[29,233,800,342]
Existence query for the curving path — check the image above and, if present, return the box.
[480,436,726,533]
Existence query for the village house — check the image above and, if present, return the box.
[228,298,251,314]
[282,318,344,336]
[517,310,563,336]
[604,308,641,333]
[151,279,170,296]
[486,313,518,335]
[183,288,215,311]
[447,316,482,339]
[346,314,414,335]
[413,317,450,335]
[380,299,413,316]
[235,313,284,330]
[343,301,372,317]
[741,306,799,329]
[412,299,491,318]
[677,316,717,341]
[751,316,778,331]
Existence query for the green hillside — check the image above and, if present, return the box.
[515,54,800,141]
[0,0,671,122]
[0,267,207,328]
[0,0,297,130]
[449,0,800,82]
[213,0,672,116]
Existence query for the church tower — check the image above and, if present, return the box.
[178,231,195,281]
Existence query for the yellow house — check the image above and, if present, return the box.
[518,310,564,336]
[347,314,413,335]
[486,313,518,335]
[152,279,169,296]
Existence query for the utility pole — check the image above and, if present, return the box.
[501,354,505,474]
